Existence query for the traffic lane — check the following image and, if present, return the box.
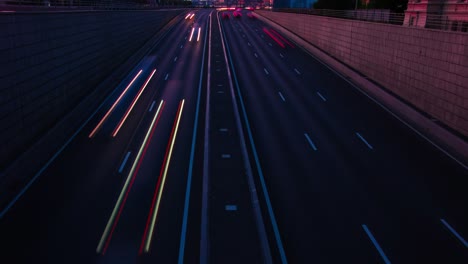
[139,14,209,263]
[0,14,195,264]
[204,12,266,264]
[101,12,208,263]
[222,18,381,263]
[224,16,468,259]
[238,14,468,255]
[93,14,194,140]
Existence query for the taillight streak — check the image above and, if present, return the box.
[89,70,143,138]
[197,27,201,42]
[269,28,294,48]
[139,99,185,254]
[96,100,165,255]
[263,28,285,49]
[112,69,157,137]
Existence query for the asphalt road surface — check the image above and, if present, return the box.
[0,9,467,264]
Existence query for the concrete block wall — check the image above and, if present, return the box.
[0,10,182,170]
[258,11,468,137]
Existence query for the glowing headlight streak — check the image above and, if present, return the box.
[96,100,165,255]
[189,27,195,42]
[190,13,195,19]
[112,69,157,137]
[185,14,190,19]
[139,99,185,254]
[89,70,143,138]
[197,27,201,42]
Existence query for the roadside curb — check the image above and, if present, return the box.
[256,12,468,168]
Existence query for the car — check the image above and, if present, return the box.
[233,11,242,18]
[247,12,255,19]
[185,13,195,20]
[222,12,230,19]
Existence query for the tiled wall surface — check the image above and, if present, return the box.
[259,11,468,137]
[0,10,181,169]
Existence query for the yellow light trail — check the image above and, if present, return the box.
[143,99,185,253]
[96,100,164,254]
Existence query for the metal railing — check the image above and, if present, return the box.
[271,8,468,33]
[0,0,194,10]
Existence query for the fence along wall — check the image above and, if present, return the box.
[0,10,181,170]
[258,11,468,137]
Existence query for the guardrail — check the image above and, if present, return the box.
[0,0,193,11]
[271,8,468,33]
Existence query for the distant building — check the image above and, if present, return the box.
[273,0,316,8]
[404,0,468,32]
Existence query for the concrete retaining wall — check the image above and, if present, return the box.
[258,11,468,137]
[0,10,182,170]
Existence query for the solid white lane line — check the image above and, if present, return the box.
[304,133,317,151]
[317,92,327,102]
[294,68,301,75]
[149,101,156,112]
[264,68,269,75]
[174,56,178,62]
[118,152,131,173]
[278,92,286,102]
[280,53,284,58]
[356,132,373,150]
[179,14,210,264]
[441,219,468,248]
[362,225,391,264]
[218,13,276,263]
[165,73,169,81]
[254,53,258,58]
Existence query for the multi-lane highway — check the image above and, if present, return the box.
[0,8,467,264]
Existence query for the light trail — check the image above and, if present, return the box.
[140,100,185,254]
[89,70,142,138]
[112,69,157,137]
[189,27,195,42]
[96,100,164,254]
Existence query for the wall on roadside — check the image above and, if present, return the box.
[258,11,468,137]
[0,10,182,170]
